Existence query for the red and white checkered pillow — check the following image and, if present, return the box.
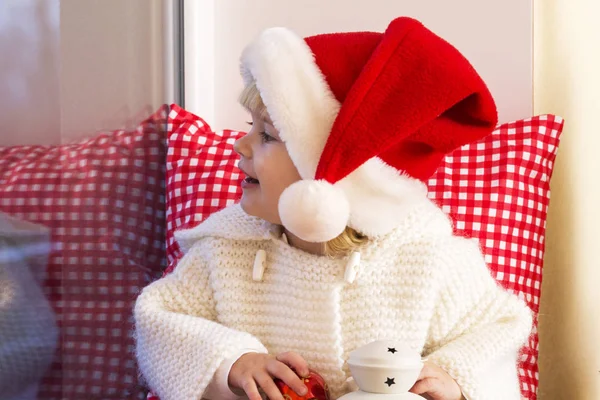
[0,106,168,400]
[161,104,563,400]
[164,105,244,275]
[427,115,564,399]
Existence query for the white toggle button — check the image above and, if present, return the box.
[253,249,267,282]
[344,251,361,283]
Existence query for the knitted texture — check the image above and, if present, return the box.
[134,242,268,400]
[135,201,532,400]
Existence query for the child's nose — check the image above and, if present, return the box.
[234,135,252,159]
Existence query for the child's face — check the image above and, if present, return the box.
[234,111,302,225]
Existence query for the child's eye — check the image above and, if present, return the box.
[246,121,253,126]
[260,131,275,143]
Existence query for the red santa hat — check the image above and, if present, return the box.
[240,17,498,243]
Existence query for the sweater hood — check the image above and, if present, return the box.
[174,197,454,256]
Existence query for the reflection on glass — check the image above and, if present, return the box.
[0,0,169,398]
[0,213,58,400]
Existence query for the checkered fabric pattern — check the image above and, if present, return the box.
[153,107,563,400]
[0,106,168,400]
[164,104,244,275]
[427,114,564,399]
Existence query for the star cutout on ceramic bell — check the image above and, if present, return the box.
[339,340,424,399]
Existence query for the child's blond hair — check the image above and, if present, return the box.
[238,82,368,257]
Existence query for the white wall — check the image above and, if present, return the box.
[185,0,532,132]
[0,0,167,147]
[59,0,166,142]
[535,0,600,398]
[0,0,60,146]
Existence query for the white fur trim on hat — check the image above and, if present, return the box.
[338,158,428,237]
[278,180,350,243]
[240,27,340,180]
[278,159,425,242]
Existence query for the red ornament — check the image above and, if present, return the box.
[275,370,330,400]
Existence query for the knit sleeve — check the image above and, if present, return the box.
[133,244,268,400]
[423,237,533,400]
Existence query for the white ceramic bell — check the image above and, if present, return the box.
[338,340,424,400]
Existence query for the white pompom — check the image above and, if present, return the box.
[278,180,350,243]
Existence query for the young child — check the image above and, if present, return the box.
[134,17,532,400]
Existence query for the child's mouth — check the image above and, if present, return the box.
[243,176,259,184]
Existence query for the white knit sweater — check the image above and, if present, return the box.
[134,199,532,400]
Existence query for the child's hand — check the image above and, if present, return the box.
[408,361,464,400]
[228,351,309,400]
